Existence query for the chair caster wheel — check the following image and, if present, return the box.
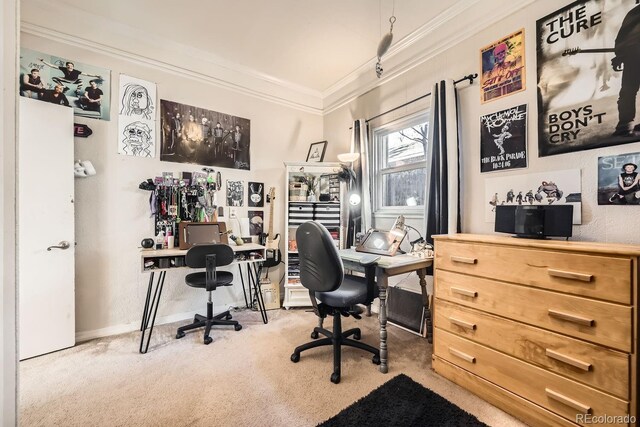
[176,331,185,339]
[372,355,381,365]
[330,373,340,384]
[290,353,300,363]
[204,336,213,345]
[226,314,232,320]
[234,324,242,331]
[311,331,319,339]
[353,331,361,340]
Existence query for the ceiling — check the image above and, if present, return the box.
[23,0,461,93]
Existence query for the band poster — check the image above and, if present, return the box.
[536,0,640,157]
[118,75,156,158]
[480,104,528,172]
[160,99,251,170]
[480,29,525,103]
[19,47,111,120]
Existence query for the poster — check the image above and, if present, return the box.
[247,182,264,207]
[248,211,264,236]
[160,99,250,170]
[480,29,525,103]
[19,47,111,120]
[480,104,528,172]
[598,151,640,205]
[118,75,156,157]
[484,169,582,223]
[226,180,244,207]
[536,0,640,157]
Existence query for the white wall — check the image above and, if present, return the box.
[324,0,640,246]
[20,32,323,339]
[2,0,18,423]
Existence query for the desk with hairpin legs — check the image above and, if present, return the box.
[338,249,433,374]
[138,244,267,354]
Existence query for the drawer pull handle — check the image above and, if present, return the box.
[546,349,592,371]
[451,256,477,264]
[451,287,478,298]
[449,347,476,364]
[545,388,591,414]
[548,269,593,282]
[548,309,595,327]
[449,317,476,330]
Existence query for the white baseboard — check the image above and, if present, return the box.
[75,298,248,343]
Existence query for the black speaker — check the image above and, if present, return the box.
[387,286,425,336]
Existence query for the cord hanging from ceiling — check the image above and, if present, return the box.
[376,0,396,78]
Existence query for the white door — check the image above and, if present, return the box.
[18,98,75,360]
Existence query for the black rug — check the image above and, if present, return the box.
[318,374,488,427]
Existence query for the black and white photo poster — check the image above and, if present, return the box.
[480,104,527,172]
[536,0,640,157]
[226,180,244,207]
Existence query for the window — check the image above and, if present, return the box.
[372,112,428,217]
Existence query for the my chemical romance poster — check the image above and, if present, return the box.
[480,104,528,172]
[536,0,640,157]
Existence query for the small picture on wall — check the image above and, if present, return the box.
[598,152,640,205]
[247,182,264,207]
[480,104,527,172]
[484,169,582,224]
[226,180,244,207]
[480,29,525,103]
[248,210,264,236]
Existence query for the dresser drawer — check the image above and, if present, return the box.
[435,270,632,352]
[434,329,629,424]
[435,299,630,399]
[435,241,632,304]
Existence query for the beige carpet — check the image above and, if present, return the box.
[19,309,526,426]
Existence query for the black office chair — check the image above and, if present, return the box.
[176,244,242,345]
[290,221,380,384]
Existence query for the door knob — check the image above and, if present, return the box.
[47,241,71,251]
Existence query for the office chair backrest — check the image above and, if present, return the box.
[185,244,234,269]
[296,221,344,293]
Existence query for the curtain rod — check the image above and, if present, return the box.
[363,73,478,124]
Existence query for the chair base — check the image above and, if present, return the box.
[176,302,242,345]
[290,314,380,384]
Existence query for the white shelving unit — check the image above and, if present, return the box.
[283,162,346,309]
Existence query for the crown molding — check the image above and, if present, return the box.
[322,0,536,114]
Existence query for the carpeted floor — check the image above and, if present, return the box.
[19,309,526,426]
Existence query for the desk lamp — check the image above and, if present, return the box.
[391,215,426,253]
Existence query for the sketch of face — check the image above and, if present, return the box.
[120,84,153,119]
[128,87,149,110]
[123,122,152,156]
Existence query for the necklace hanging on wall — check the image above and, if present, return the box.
[248,182,264,207]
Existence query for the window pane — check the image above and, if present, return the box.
[384,123,428,168]
[382,168,426,207]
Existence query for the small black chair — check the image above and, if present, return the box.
[290,221,380,384]
[176,244,242,345]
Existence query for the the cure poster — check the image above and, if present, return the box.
[480,104,528,173]
[536,0,640,157]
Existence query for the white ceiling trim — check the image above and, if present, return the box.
[322,0,536,114]
[20,19,325,114]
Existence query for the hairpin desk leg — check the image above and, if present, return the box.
[140,272,154,331]
[238,264,251,309]
[139,270,166,354]
[249,262,268,324]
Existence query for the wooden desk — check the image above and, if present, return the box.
[338,249,433,373]
[139,244,266,354]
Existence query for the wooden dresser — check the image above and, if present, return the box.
[432,234,639,427]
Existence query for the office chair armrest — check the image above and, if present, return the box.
[205,254,218,291]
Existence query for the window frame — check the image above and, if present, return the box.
[371,110,429,219]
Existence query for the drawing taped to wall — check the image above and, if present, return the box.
[484,169,582,224]
[536,0,640,157]
[480,104,527,172]
[118,75,156,157]
[19,47,111,120]
[160,99,250,170]
[598,152,640,205]
[480,29,525,103]
[226,180,244,207]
